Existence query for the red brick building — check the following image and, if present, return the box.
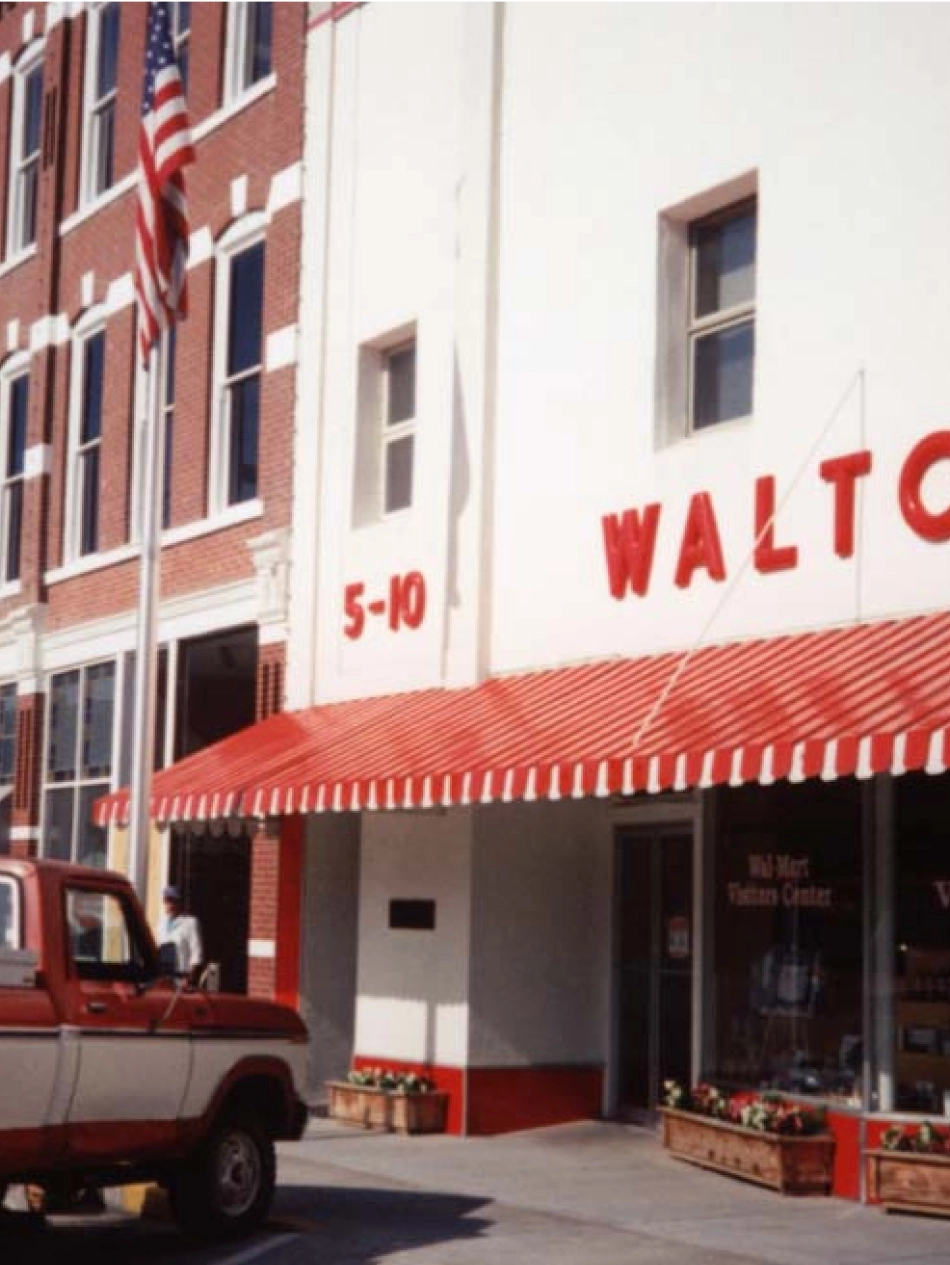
[0,1,305,994]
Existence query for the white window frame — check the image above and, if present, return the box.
[225,1,273,101]
[80,1,120,206]
[352,325,418,527]
[0,355,29,589]
[210,217,266,516]
[64,314,108,563]
[654,171,758,447]
[5,41,44,259]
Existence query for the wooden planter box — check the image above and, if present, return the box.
[326,1082,448,1135]
[660,1108,835,1195]
[866,1149,950,1217]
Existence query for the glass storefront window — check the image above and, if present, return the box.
[710,781,863,1104]
[893,774,950,1115]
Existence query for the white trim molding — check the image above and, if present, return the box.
[24,444,51,480]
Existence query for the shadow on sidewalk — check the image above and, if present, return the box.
[1,1186,492,1264]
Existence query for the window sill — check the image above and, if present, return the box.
[60,172,137,239]
[161,498,264,548]
[193,74,278,144]
[0,580,22,603]
[0,243,38,278]
[658,412,754,451]
[45,542,139,586]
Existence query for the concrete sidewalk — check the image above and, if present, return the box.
[276,1117,950,1265]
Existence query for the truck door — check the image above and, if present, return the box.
[62,883,194,1160]
[0,873,69,1172]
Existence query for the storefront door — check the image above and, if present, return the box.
[616,828,694,1115]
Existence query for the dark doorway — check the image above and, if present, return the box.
[169,626,258,993]
[616,828,694,1115]
[169,827,251,994]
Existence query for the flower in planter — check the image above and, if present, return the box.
[345,1066,437,1094]
[882,1121,950,1154]
[663,1079,827,1136]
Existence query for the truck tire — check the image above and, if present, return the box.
[168,1112,275,1241]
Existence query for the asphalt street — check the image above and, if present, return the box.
[4,1118,950,1265]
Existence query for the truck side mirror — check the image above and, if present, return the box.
[157,942,179,976]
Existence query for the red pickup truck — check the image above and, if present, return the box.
[0,857,309,1239]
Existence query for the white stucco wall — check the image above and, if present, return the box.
[301,3,500,703]
[468,800,612,1067]
[354,808,473,1066]
[492,3,950,670]
[297,3,950,699]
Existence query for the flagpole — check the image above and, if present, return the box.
[128,337,166,902]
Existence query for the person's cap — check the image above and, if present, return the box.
[162,885,181,902]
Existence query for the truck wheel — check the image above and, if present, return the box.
[169,1113,275,1241]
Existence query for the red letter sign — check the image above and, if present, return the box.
[899,431,950,542]
[602,504,662,598]
[674,492,726,589]
[819,450,873,558]
[753,475,799,573]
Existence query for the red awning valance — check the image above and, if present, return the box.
[95,610,950,826]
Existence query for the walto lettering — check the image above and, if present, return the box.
[602,430,950,600]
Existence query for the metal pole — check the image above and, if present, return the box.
[127,339,165,901]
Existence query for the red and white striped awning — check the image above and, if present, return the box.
[95,609,950,827]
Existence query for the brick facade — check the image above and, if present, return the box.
[0,4,305,988]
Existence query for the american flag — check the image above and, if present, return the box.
[135,2,195,364]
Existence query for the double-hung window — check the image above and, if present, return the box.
[381,342,416,514]
[227,1,272,99]
[82,2,120,203]
[0,684,16,791]
[217,240,265,508]
[43,662,114,868]
[6,52,43,255]
[687,199,757,430]
[0,372,27,584]
[70,330,106,559]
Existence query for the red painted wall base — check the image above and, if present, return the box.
[466,1066,604,1136]
[351,1056,604,1137]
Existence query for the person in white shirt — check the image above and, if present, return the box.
[159,885,204,986]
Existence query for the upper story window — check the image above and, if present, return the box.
[170,1,190,90]
[214,237,265,510]
[381,342,416,514]
[82,2,120,203]
[226,1,272,99]
[43,661,114,868]
[0,371,28,584]
[6,51,43,255]
[687,199,756,430]
[352,329,419,526]
[67,329,106,560]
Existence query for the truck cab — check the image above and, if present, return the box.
[0,858,309,1239]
